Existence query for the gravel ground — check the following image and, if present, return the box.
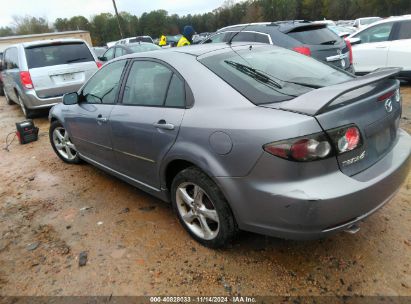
[0,84,410,297]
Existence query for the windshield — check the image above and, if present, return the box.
[25,42,94,69]
[128,44,161,53]
[198,45,354,105]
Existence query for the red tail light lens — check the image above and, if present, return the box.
[96,61,103,69]
[264,132,332,162]
[19,71,34,89]
[344,38,353,65]
[293,46,311,57]
[328,125,362,154]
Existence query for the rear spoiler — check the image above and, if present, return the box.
[276,67,402,116]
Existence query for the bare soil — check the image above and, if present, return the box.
[0,85,410,296]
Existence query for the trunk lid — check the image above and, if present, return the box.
[263,67,402,176]
[24,41,98,98]
[29,62,97,98]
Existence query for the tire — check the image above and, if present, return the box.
[0,86,4,97]
[171,166,238,248]
[49,120,81,164]
[18,95,34,119]
[3,88,13,105]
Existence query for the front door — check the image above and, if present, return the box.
[64,59,128,168]
[110,60,186,188]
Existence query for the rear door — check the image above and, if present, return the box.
[64,59,127,168]
[350,22,395,72]
[110,59,186,188]
[25,41,98,98]
[387,20,411,71]
[1,47,20,101]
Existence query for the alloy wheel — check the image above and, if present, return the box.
[52,127,78,161]
[176,182,220,240]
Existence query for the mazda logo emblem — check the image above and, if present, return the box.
[385,99,393,113]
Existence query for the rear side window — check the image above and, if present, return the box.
[288,27,341,45]
[122,61,173,106]
[25,42,94,69]
[4,47,19,69]
[165,74,185,107]
[397,21,411,40]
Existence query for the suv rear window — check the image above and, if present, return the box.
[288,26,341,45]
[198,45,353,105]
[25,42,94,69]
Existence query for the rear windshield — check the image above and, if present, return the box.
[198,46,353,105]
[25,42,94,69]
[288,27,341,45]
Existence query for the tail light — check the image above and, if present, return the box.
[328,125,362,154]
[344,38,353,65]
[19,71,34,89]
[264,132,332,162]
[96,61,103,69]
[264,125,363,161]
[293,46,311,56]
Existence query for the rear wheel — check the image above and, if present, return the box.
[49,121,81,164]
[171,167,238,248]
[18,95,34,119]
[3,89,13,105]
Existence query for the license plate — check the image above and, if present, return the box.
[62,73,75,81]
[374,128,391,154]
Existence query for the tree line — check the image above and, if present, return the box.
[1,0,410,46]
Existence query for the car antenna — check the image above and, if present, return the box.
[227,23,252,45]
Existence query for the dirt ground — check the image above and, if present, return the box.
[0,85,410,297]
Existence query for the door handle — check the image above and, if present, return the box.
[153,119,175,130]
[96,114,108,123]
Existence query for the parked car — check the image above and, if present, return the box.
[202,22,355,73]
[0,52,4,96]
[98,42,161,63]
[328,25,356,38]
[193,32,213,44]
[116,36,154,45]
[353,17,382,30]
[348,16,411,79]
[1,39,99,118]
[165,35,182,47]
[92,47,107,58]
[49,43,410,248]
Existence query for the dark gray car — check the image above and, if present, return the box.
[48,43,411,248]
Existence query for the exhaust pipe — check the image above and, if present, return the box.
[344,224,360,234]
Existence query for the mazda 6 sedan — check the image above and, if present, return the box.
[49,43,411,248]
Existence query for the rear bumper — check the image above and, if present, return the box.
[217,129,411,240]
[21,90,62,109]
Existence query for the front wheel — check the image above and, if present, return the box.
[49,121,81,164]
[171,167,238,248]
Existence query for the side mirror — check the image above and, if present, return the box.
[63,92,79,105]
[348,37,361,45]
[98,56,107,62]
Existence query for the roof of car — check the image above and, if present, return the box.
[19,38,88,48]
[217,21,325,34]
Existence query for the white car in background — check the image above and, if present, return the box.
[353,17,382,30]
[348,16,411,80]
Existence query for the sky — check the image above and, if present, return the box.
[0,0,235,27]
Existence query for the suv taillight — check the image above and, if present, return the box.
[20,71,34,89]
[264,132,332,162]
[293,46,311,56]
[344,38,353,65]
